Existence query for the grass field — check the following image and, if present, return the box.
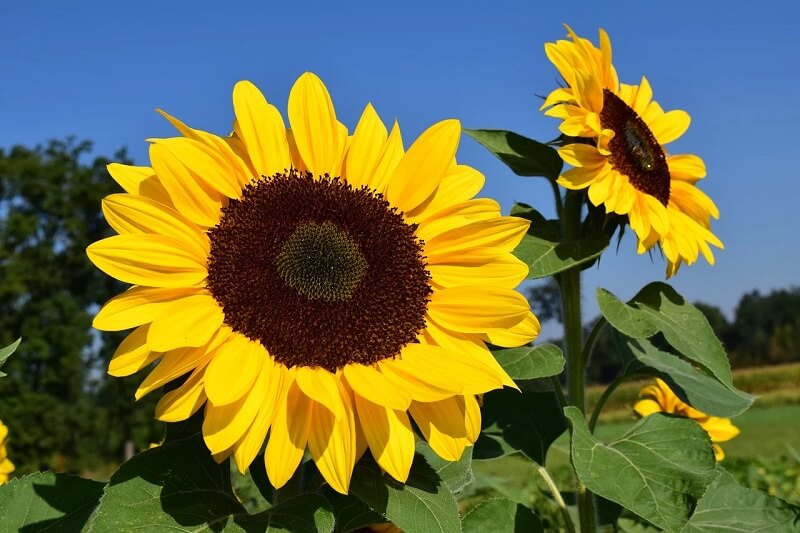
[547,403,800,467]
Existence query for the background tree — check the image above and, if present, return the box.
[0,139,161,474]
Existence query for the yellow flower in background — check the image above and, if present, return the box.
[0,420,14,484]
[87,73,539,494]
[634,378,740,461]
[542,26,722,277]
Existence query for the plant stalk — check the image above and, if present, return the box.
[561,191,597,533]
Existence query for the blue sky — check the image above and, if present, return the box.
[2,0,798,335]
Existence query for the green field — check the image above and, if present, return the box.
[547,403,800,466]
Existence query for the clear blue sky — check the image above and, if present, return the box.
[2,0,798,336]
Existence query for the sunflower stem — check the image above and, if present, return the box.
[561,190,597,533]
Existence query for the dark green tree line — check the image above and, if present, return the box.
[0,139,161,475]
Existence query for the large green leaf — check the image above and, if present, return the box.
[464,129,563,180]
[474,383,566,465]
[565,407,717,532]
[597,284,732,386]
[621,337,754,418]
[325,490,385,533]
[349,455,460,533]
[0,472,103,531]
[89,433,334,532]
[417,442,474,495]
[491,344,565,380]
[681,468,800,532]
[462,498,543,533]
[512,204,609,279]
[0,338,21,377]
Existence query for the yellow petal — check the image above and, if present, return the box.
[233,364,286,473]
[295,367,344,420]
[108,324,158,377]
[265,377,312,489]
[232,80,291,178]
[94,286,201,331]
[87,234,207,288]
[412,164,485,217]
[712,444,725,462]
[152,137,241,199]
[378,359,456,403]
[102,193,209,257]
[287,72,346,177]
[428,286,529,333]
[203,356,271,453]
[415,199,501,242]
[107,163,154,195]
[668,154,707,183]
[400,343,505,395]
[343,363,412,411]
[136,342,218,399]
[425,216,530,257]
[204,335,266,405]
[423,320,516,389]
[346,103,388,188]
[428,251,528,289]
[634,398,663,417]
[368,120,404,193]
[463,395,481,443]
[409,397,470,461]
[701,417,740,443]
[559,144,606,168]
[155,364,208,422]
[482,311,541,347]
[148,142,225,227]
[307,381,357,494]
[147,294,224,352]
[354,395,415,483]
[649,109,691,146]
[386,119,460,213]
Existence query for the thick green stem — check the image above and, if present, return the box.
[561,191,597,533]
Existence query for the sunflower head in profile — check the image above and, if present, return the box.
[542,25,722,277]
[87,73,539,494]
[0,420,14,484]
[634,378,740,461]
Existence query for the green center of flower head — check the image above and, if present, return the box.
[275,221,367,301]
[206,171,431,372]
[600,89,671,206]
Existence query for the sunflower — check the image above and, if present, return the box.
[0,420,14,484]
[634,378,739,461]
[87,73,539,494]
[542,26,722,277]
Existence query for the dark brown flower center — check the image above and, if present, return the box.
[600,89,670,205]
[206,171,431,372]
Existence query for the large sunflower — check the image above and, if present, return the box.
[542,26,722,276]
[87,73,539,494]
[634,378,739,461]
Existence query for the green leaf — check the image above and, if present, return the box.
[475,383,566,465]
[512,204,609,279]
[87,433,246,531]
[621,337,754,418]
[0,472,104,531]
[237,494,335,533]
[565,407,718,532]
[0,338,21,377]
[598,283,733,387]
[417,442,473,494]
[681,468,800,532]
[462,498,543,533]
[325,490,385,533]
[491,344,565,380]
[349,455,461,533]
[464,129,563,180]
